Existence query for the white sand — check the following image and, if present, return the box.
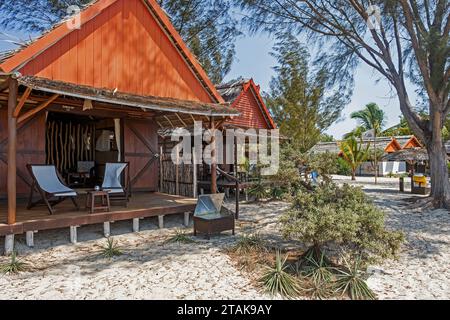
[0,216,269,300]
[334,175,450,300]
[1,176,449,300]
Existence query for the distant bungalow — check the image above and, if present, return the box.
[310,135,424,176]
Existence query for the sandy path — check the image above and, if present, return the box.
[1,176,449,300]
[0,216,268,300]
[334,176,450,300]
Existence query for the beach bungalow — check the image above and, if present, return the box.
[310,135,424,176]
[158,78,278,201]
[0,0,240,254]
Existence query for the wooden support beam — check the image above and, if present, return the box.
[234,135,240,220]
[211,118,217,194]
[175,143,180,195]
[176,113,187,127]
[164,115,175,128]
[18,94,58,124]
[193,147,198,198]
[160,146,164,192]
[13,87,32,118]
[7,78,18,225]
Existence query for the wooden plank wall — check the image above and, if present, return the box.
[0,108,46,198]
[18,0,213,103]
[227,87,271,129]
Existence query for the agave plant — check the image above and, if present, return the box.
[308,280,335,300]
[302,251,334,285]
[259,250,303,299]
[165,229,195,244]
[101,237,123,258]
[248,181,267,202]
[231,233,266,254]
[0,251,27,274]
[334,255,376,300]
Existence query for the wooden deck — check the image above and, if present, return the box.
[0,192,196,236]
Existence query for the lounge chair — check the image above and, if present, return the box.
[27,164,79,215]
[101,162,130,206]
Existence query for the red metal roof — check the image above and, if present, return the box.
[0,0,224,104]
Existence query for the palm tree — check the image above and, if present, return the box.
[350,103,386,184]
[340,136,370,181]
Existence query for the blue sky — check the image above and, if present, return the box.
[224,33,417,139]
[0,26,417,140]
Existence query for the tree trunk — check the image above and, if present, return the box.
[396,87,450,208]
[374,134,378,184]
[351,169,356,181]
[427,110,450,208]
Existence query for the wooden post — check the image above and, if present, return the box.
[193,147,198,198]
[160,146,164,192]
[234,135,239,219]
[210,118,217,194]
[176,144,180,195]
[7,78,18,225]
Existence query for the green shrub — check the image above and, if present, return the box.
[336,157,352,176]
[280,183,404,263]
[270,186,288,200]
[259,250,303,298]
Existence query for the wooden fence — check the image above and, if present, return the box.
[159,144,198,198]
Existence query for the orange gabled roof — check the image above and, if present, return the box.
[385,138,402,153]
[232,79,276,129]
[0,0,224,103]
[402,136,422,149]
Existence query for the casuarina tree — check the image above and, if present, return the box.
[239,0,450,208]
[265,34,346,153]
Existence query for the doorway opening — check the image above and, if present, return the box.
[45,112,123,188]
